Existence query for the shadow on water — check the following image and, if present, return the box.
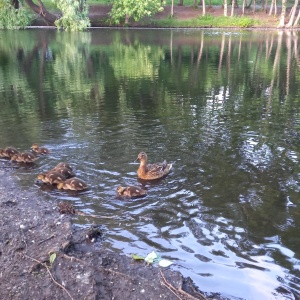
[1,28,300,299]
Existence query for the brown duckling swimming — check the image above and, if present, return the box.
[0,147,19,159]
[11,152,38,163]
[135,152,172,180]
[37,171,66,185]
[52,166,75,179]
[54,162,73,171]
[31,143,50,155]
[57,178,88,191]
[117,186,147,198]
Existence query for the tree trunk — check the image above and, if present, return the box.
[293,7,300,25]
[125,14,129,24]
[262,0,267,12]
[242,0,246,15]
[286,32,291,96]
[278,0,287,27]
[178,0,183,5]
[24,0,57,25]
[268,0,275,15]
[286,0,299,27]
[252,0,256,13]
[202,0,206,15]
[224,0,228,16]
[171,0,174,17]
[231,0,235,16]
[11,0,19,9]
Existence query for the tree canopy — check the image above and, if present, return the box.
[109,0,165,24]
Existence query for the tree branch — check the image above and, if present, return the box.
[24,0,58,25]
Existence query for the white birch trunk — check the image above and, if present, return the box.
[286,0,298,27]
[224,0,228,16]
[231,0,235,16]
[294,8,300,25]
[278,0,287,27]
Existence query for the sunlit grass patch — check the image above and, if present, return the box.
[152,14,259,28]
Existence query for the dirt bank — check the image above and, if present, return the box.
[87,5,279,28]
[0,161,222,300]
[30,4,281,28]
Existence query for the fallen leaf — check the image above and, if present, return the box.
[49,253,56,264]
[145,251,158,264]
[131,254,145,260]
[158,259,173,267]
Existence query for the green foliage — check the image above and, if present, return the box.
[153,14,256,27]
[0,0,31,29]
[53,0,91,31]
[110,0,165,25]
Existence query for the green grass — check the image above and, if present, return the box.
[152,14,259,28]
[164,0,223,5]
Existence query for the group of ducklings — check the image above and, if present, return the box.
[37,162,88,191]
[0,144,88,192]
[0,144,50,163]
[0,145,173,198]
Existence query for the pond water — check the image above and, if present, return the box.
[1,28,300,299]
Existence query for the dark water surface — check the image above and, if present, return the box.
[1,28,300,299]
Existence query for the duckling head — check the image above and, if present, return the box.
[37,174,46,180]
[117,186,126,194]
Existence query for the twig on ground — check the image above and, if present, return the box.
[38,234,55,245]
[23,254,74,300]
[62,253,86,264]
[160,270,205,300]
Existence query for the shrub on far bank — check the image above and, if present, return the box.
[0,0,31,29]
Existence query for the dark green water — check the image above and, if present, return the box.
[1,28,300,299]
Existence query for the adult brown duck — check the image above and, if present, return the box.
[135,152,172,180]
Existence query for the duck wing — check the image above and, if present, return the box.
[147,160,172,176]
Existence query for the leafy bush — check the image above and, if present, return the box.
[53,0,91,31]
[0,0,31,29]
[110,0,165,25]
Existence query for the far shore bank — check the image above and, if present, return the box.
[28,4,298,29]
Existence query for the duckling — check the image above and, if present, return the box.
[52,166,75,179]
[57,178,88,191]
[117,186,147,198]
[37,171,66,185]
[135,152,172,180]
[11,152,38,163]
[0,147,19,158]
[54,162,73,171]
[31,143,50,155]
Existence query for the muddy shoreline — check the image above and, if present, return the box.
[0,162,220,300]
